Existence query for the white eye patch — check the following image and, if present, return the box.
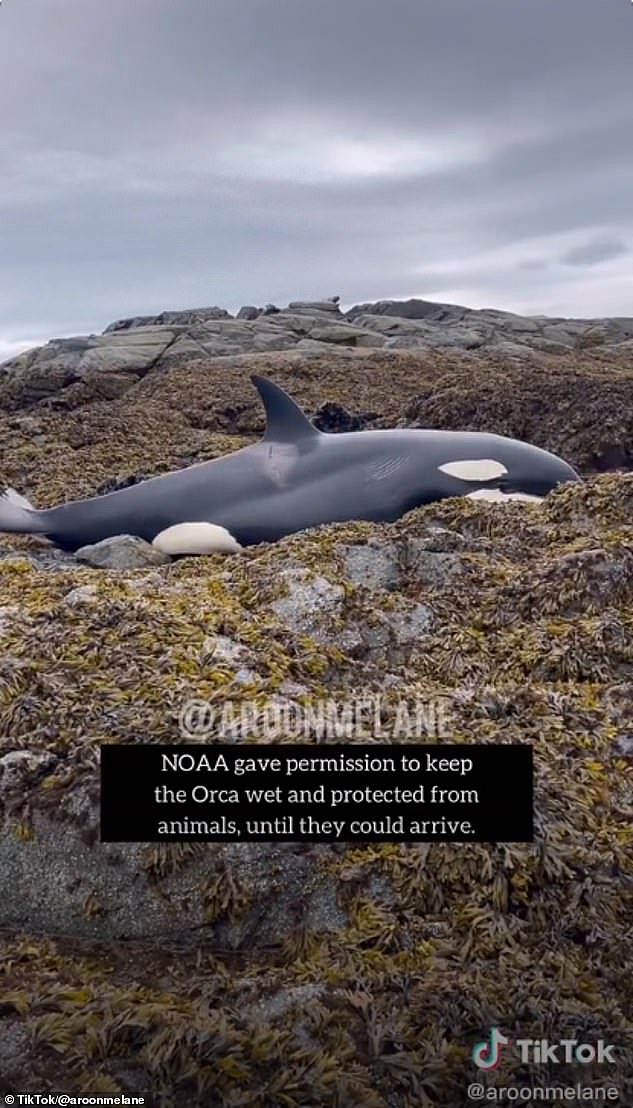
[152,521,242,555]
[466,489,543,504]
[438,458,508,481]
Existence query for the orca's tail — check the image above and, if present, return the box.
[0,487,48,534]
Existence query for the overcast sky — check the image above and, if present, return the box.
[1,0,631,362]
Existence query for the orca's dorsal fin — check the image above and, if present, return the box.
[251,375,320,443]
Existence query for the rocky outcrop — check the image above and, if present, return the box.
[3,295,633,412]
[0,328,177,407]
[345,297,470,322]
[1,297,633,1101]
[0,477,632,1099]
[345,300,633,354]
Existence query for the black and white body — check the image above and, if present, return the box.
[0,375,580,554]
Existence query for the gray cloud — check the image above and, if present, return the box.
[561,238,629,267]
[0,0,632,361]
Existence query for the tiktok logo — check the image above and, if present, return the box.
[471,1026,512,1070]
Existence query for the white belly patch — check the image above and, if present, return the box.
[466,489,543,504]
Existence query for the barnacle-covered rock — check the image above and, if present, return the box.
[0,349,632,1102]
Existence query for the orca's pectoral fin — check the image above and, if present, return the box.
[251,375,321,444]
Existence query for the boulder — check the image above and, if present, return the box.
[75,535,171,569]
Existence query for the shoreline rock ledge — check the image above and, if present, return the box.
[2,295,633,412]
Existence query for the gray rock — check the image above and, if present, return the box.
[250,327,303,350]
[526,337,575,355]
[1,358,80,402]
[541,325,577,346]
[271,567,345,640]
[0,545,80,571]
[350,314,427,337]
[4,296,633,410]
[252,312,312,334]
[341,598,435,663]
[278,678,309,698]
[199,635,263,687]
[403,545,464,587]
[288,299,342,314]
[75,534,172,569]
[268,556,437,665]
[204,634,251,664]
[372,317,490,350]
[308,323,384,346]
[80,370,140,399]
[351,331,387,348]
[248,982,324,1022]
[601,338,633,354]
[490,339,544,358]
[8,414,46,434]
[337,541,402,591]
[74,330,176,376]
[382,672,405,688]
[404,525,466,553]
[0,1019,30,1079]
[0,749,56,794]
[295,338,357,355]
[0,604,21,635]
[345,298,468,322]
[249,333,304,354]
[64,584,100,606]
[496,315,541,333]
[0,329,175,407]
[121,571,164,590]
[231,667,262,687]
[106,1064,150,1097]
[0,811,350,943]
[103,306,231,331]
[612,734,633,758]
[154,333,239,364]
[387,599,436,644]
